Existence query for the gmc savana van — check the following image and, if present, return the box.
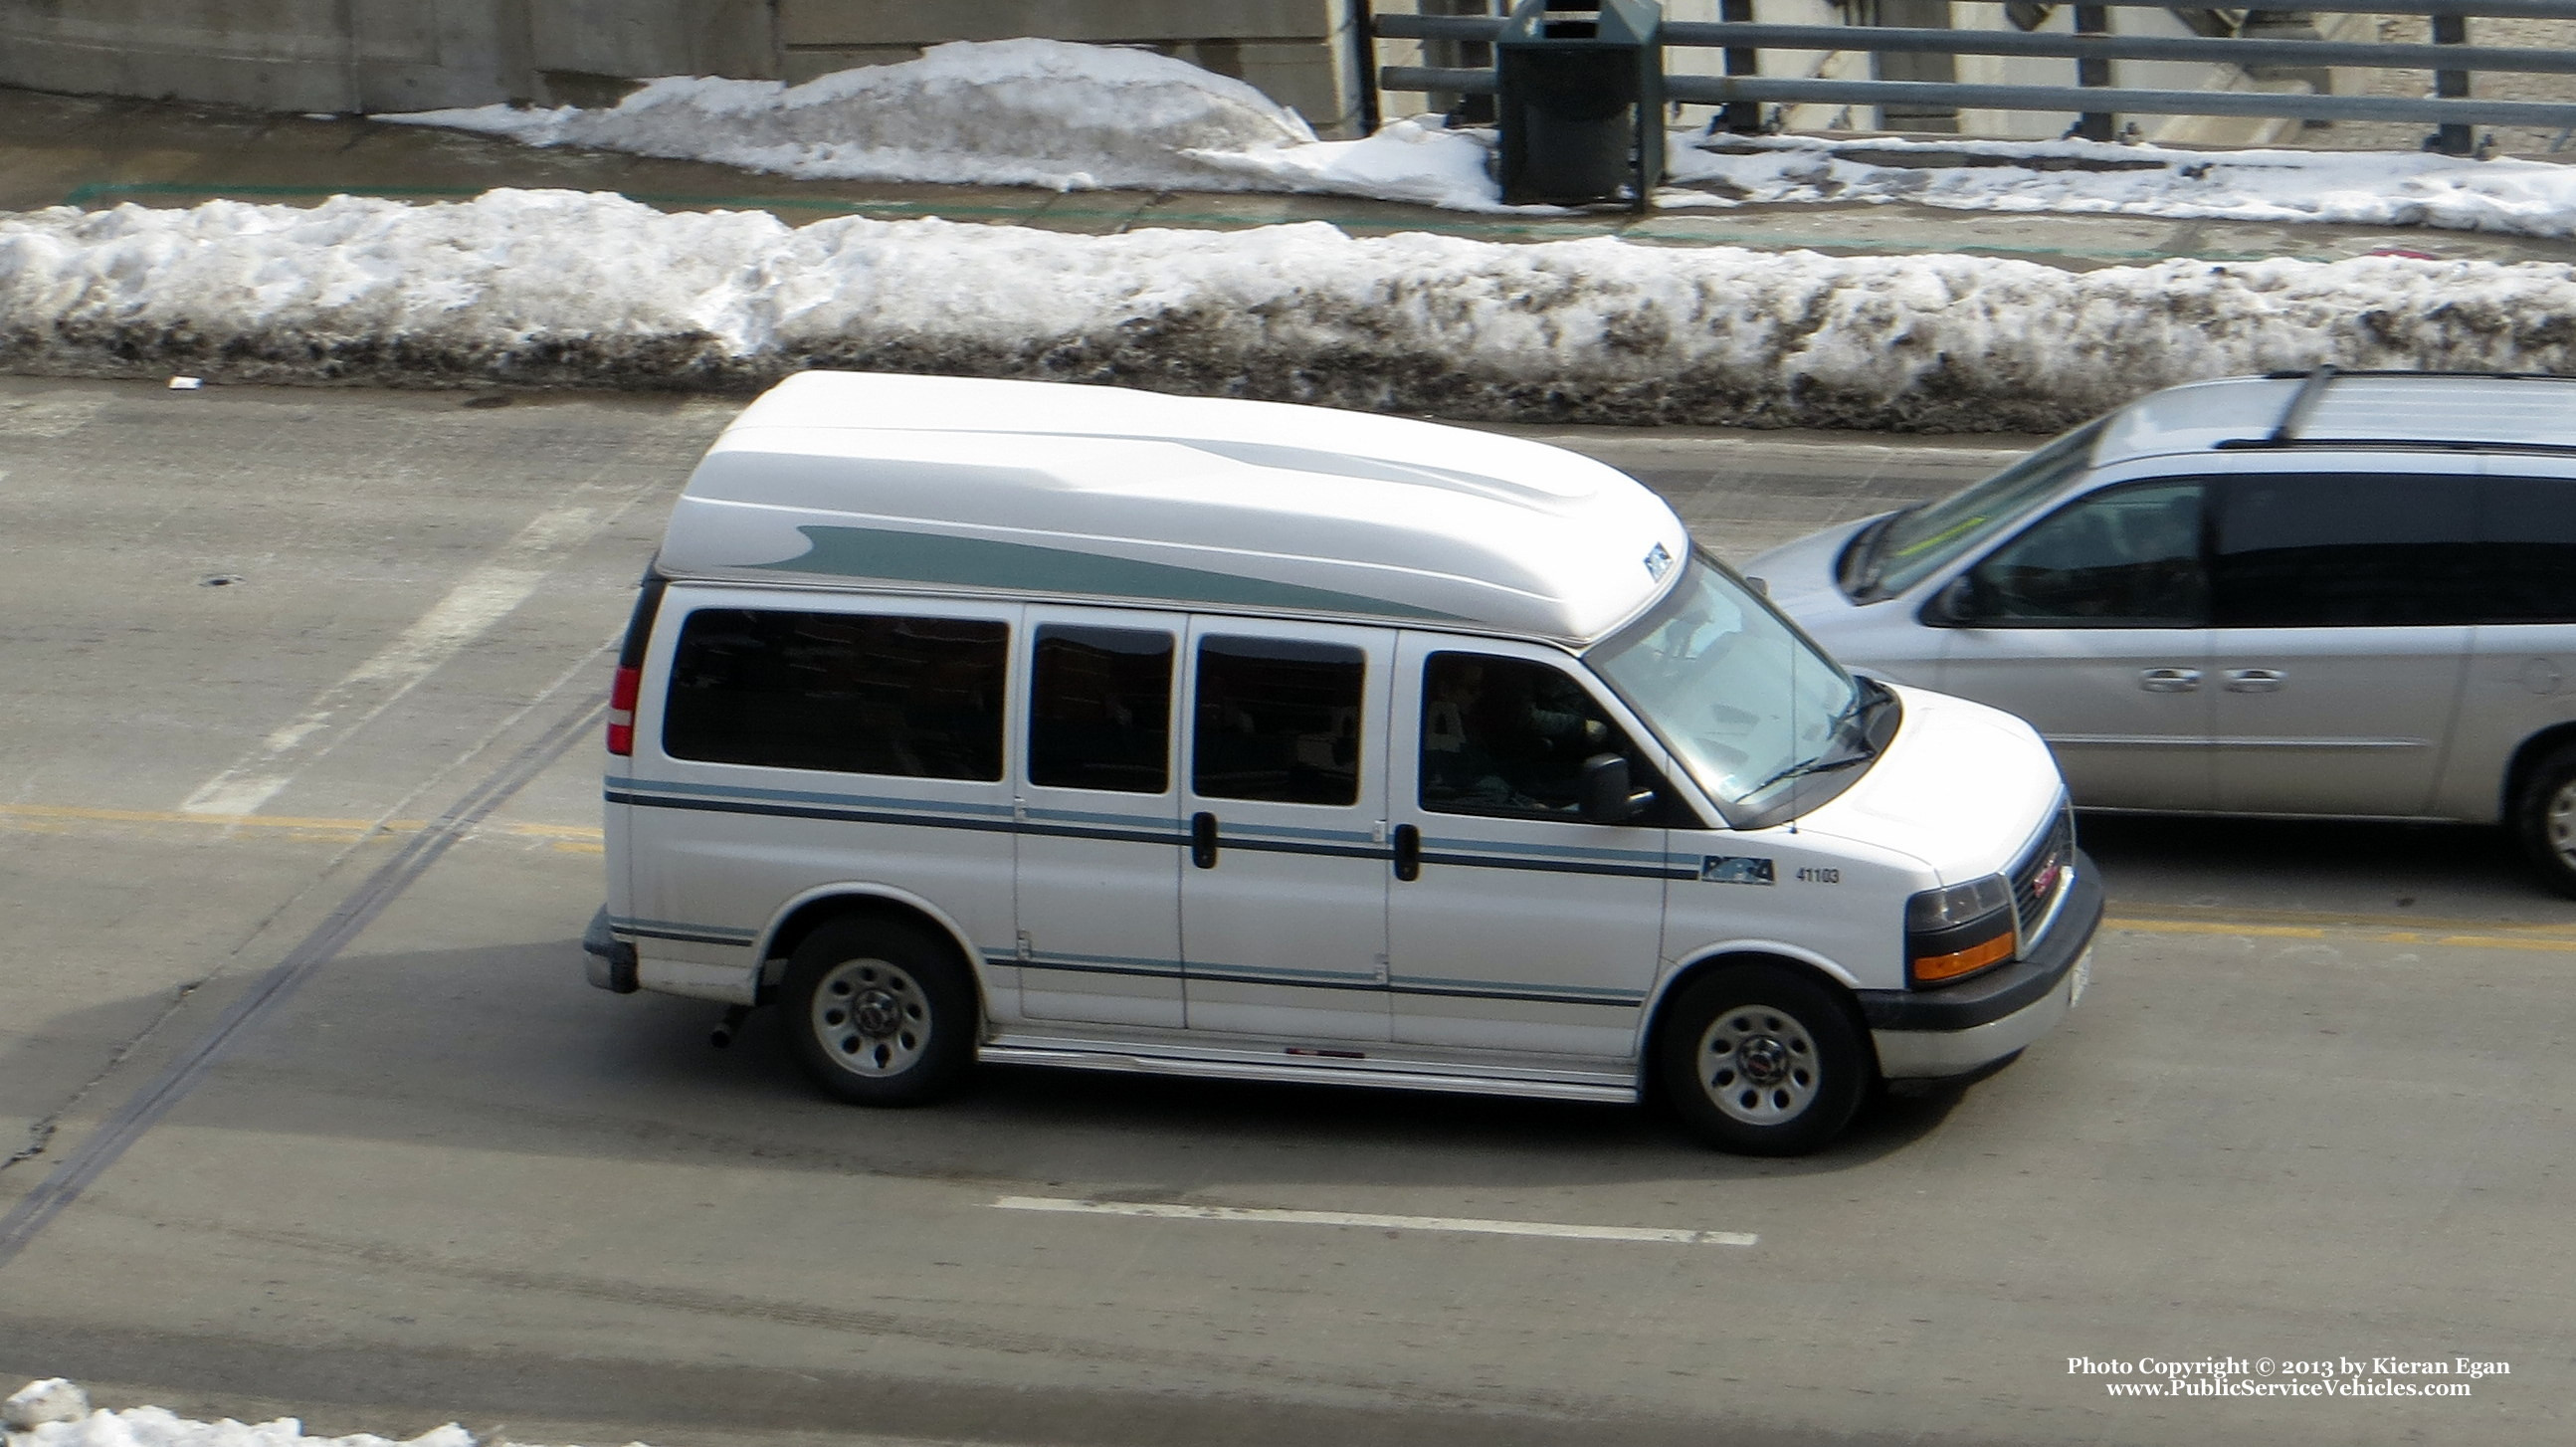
[583,372,2100,1154]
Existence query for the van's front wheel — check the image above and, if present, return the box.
[1658,964,1868,1155]
[785,919,976,1106]
[2515,743,2576,899]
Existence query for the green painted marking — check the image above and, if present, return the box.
[751,524,1465,621]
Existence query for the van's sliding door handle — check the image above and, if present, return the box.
[2225,668,2286,693]
[1392,823,1422,882]
[1190,811,1219,869]
[2138,667,2201,693]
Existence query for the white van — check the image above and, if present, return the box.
[583,372,2099,1154]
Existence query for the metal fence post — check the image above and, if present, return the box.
[2075,5,2114,139]
[1720,0,1763,133]
[2432,12,2474,154]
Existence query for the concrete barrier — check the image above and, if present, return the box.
[0,0,1363,131]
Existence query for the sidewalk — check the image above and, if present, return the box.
[5,84,2570,271]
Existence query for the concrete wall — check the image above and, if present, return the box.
[0,0,1366,131]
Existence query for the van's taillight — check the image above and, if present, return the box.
[607,665,641,755]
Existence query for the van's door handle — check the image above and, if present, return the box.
[2138,667,2201,693]
[1190,811,1219,869]
[1392,823,1422,882]
[2225,668,2286,694]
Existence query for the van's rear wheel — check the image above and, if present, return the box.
[784,919,975,1106]
[2515,744,2576,899]
[1658,964,1868,1156]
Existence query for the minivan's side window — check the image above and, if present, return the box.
[1193,637,1364,806]
[2213,475,2479,627]
[1420,653,1631,819]
[663,609,1007,779]
[2483,477,2576,624]
[1967,481,2206,626]
[1029,625,1173,793]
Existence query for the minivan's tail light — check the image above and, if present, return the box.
[1905,874,2015,986]
[607,664,641,755]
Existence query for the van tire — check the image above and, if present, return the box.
[1657,964,1869,1156]
[784,918,976,1106]
[2514,743,2576,899]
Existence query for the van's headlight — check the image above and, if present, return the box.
[1906,875,2015,986]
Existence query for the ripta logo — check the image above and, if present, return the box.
[1699,855,1775,886]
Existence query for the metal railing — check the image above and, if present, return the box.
[1372,0,2576,154]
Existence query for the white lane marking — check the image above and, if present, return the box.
[992,1196,1756,1246]
[181,502,601,816]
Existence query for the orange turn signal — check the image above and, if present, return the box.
[1911,931,2014,984]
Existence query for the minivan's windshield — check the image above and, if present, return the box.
[1848,420,2105,600]
[1592,551,1882,821]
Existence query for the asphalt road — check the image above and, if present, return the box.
[1,375,2568,1447]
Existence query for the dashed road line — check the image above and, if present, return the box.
[993,1196,1757,1246]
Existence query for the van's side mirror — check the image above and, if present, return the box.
[1578,753,1656,825]
[1925,573,1985,627]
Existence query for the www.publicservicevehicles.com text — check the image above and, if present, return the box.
[2070,1356,2505,1398]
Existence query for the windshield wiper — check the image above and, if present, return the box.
[1842,509,1914,601]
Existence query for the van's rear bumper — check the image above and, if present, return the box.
[1857,856,2103,1080]
[583,906,639,993]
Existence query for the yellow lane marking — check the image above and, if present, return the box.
[0,802,603,845]
[2107,915,2576,955]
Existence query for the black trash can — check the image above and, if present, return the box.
[1496,0,1665,208]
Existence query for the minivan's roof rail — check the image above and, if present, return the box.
[2206,367,2576,453]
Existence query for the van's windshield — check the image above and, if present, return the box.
[1845,420,2105,600]
[1591,551,1883,824]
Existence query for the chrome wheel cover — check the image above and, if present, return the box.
[1696,1006,1823,1127]
[809,956,932,1078]
[2551,777,2576,868]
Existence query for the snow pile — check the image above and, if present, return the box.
[8,188,2576,431]
[380,38,2576,234]
[5,1381,481,1447]
[384,38,1319,195]
[1666,134,2576,238]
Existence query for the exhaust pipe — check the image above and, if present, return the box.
[709,1004,752,1049]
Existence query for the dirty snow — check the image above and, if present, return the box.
[381,37,2576,234]
[5,187,2574,431]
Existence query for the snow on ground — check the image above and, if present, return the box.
[382,37,2576,235]
[6,1381,480,1447]
[6,186,2574,431]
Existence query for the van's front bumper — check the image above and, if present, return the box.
[1857,855,2103,1080]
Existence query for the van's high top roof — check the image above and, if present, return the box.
[659,372,1690,644]
[2097,370,2576,465]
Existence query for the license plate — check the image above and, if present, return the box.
[2069,947,2094,1009]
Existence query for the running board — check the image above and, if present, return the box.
[979,1038,1639,1105]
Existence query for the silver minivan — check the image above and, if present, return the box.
[1745,369,2576,895]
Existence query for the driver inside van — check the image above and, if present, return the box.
[1423,655,1613,815]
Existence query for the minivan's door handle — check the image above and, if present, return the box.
[2225,668,2286,694]
[1392,823,1422,882]
[2138,667,2202,693]
[1190,811,1219,869]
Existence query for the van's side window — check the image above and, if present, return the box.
[2483,478,2576,624]
[1029,625,1173,793]
[1421,653,1628,819]
[1966,481,2207,626]
[1193,637,1364,806]
[663,608,1007,779]
[2213,475,2480,627]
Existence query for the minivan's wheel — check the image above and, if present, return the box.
[783,918,976,1106]
[2514,743,2576,900]
[1657,964,1869,1156]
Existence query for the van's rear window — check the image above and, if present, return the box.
[662,608,1007,780]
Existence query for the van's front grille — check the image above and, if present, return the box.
[2011,807,2077,944]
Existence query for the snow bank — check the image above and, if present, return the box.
[380,38,2576,235]
[384,38,1317,195]
[4,1381,477,1447]
[7,189,2576,432]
